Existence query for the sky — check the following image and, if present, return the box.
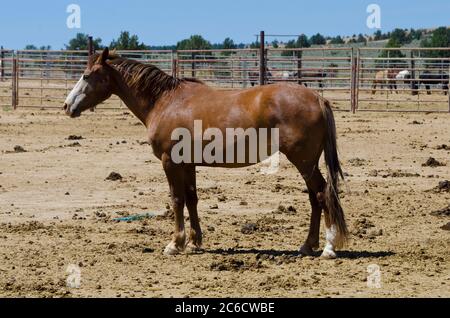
[0,0,449,49]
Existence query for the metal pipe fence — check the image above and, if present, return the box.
[1,47,449,112]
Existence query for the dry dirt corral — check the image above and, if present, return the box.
[0,108,449,298]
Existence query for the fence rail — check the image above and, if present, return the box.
[1,46,449,112]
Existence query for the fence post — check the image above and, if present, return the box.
[448,63,450,113]
[410,51,416,96]
[88,36,94,56]
[12,56,18,109]
[0,47,4,82]
[355,49,360,112]
[297,50,302,85]
[172,54,178,78]
[350,49,356,113]
[259,31,266,85]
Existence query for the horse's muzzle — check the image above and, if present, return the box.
[63,103,80,118]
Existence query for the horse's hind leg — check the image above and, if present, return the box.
[291,161,325,256]
[294,161,342,259]
[301,168,326,256]
[184,165,203,253]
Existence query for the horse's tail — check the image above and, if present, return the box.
[318,97,348,249]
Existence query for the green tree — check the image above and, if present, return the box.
[421,27,450,60]
[389,28,410,45]
[24,45,38,50]
[271,40,279,48]
[296,34,310,48]
[65,33,103,50]
[378,38,406,68]
[222,38,237,50]
[249,41,260,49]
[330,36,345,45]
[176,35,212,50]
[281,34,310,57]
[110,31,149,50]
[310,33,326,45]
[373,30,383,41]
[357,34,367,44]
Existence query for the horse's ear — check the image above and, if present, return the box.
[96,47,109,65]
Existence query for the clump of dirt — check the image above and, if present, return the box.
[272,184,300,194]
[105,172,123,181]
[368,169,378,177]
[382,170,420,178]
[351,218,381,238]
[157,204,174,219]
[0,221,46,233]
[422,157,446,167]
[273,205,297,215]
[348,158,367,167]
[67,142,81,147]
[430,205,450,217]
[241,223,258,234]
[436,144,450,150]
[210,258,264,271]
[13,145,27,153]
[241,216,290,235]
[441,223,450,231]
[431,180,450,193]
[67,135,84,140]
[410,120,423,125]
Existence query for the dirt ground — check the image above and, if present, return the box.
[0,106,449,298]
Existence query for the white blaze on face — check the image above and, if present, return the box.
[64,75,89,113]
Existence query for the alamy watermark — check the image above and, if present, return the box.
[366,4,381,29]
[367,264,382,289]
[66,264,81,288]
[66,4,81,29]
[171,120,280,174]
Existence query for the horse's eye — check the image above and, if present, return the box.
[83,74,90,80]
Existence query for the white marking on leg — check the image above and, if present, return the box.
[321,224,337,259]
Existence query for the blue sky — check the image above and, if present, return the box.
[0,0,449,49]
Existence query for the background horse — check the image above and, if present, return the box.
[63,48,348,259]
[372,69,399,94]
[413,71,449,95]
[282,71,329,88]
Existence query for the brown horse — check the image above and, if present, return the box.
[372,69,399,94]
[63,48,348,259]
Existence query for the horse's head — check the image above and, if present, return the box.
[63,48,114,118]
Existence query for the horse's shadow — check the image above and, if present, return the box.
[207,248,395,259]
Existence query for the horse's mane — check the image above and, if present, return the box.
[88,53,203,105]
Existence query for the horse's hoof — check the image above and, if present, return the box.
[320,248,337,260]
[185,243,204,254]
[164,242,182,256]
[299,244,314,256]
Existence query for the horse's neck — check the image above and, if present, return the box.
[111,70,152,126]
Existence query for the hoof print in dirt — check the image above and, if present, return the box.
[106,172,123,181]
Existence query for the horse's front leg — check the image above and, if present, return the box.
[184,165,203,253]
[162,154,186,255]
